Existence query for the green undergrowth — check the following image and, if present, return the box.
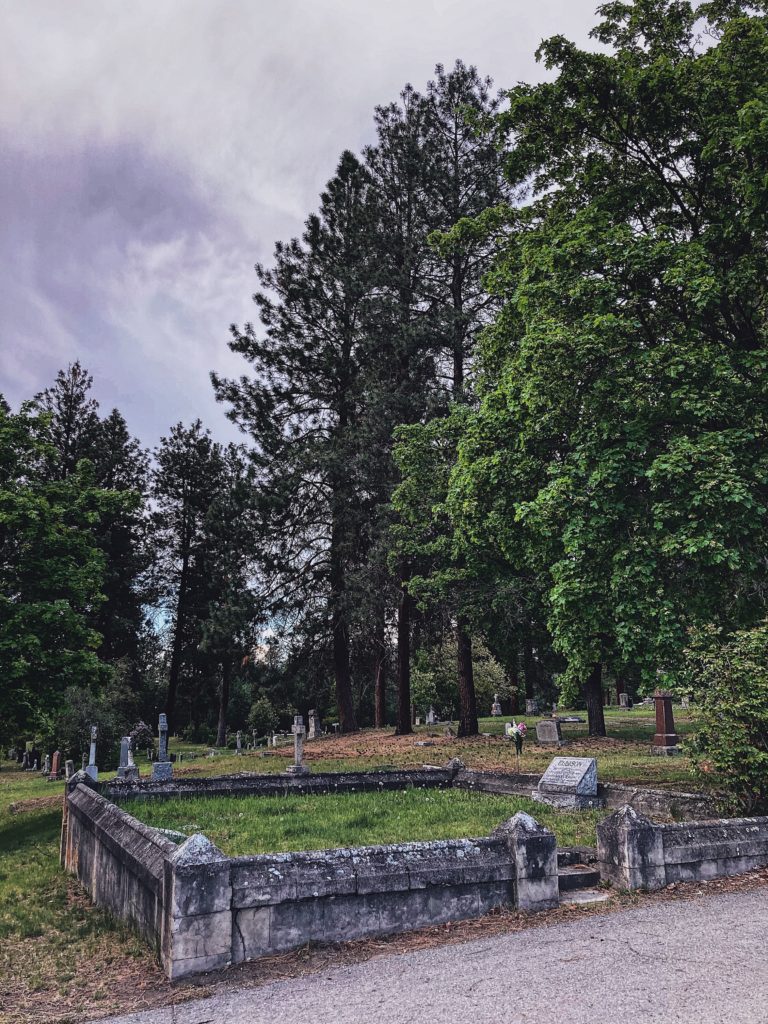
[121,787,604,854]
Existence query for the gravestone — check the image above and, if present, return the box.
[619,692,633,709]
[533,756,601,809]
[252,729,258,749]
[151,713,172,781]
[285,715,309,775]
[308,709,322,740]
[43,754,51,776]
[491,693,502,717]
[525,699,539,716]
[426,706,436,725]
[652,690,680,755]
[81,752,87,772]
[65,759,74,780]
[85,725,98,782]
[236,730,243,755]
[681,696,690,709]
[48,750,61,781]
[21,751,29,770]
[117,736,139,781]
[535,719,563,747]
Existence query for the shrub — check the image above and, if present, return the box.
[248,694,279,737]
[684,622,768,814]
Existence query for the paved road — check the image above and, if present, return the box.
[99,888,768,1024]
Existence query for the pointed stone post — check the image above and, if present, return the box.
[161,834,232,979]
[597,805,666,890]
[493,812,559,912]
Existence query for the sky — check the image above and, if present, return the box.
[1,0,600,449]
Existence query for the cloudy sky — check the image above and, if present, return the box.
[1,0,599,448]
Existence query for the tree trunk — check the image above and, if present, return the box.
[585,662,607,737]
[165,547,190,734]
[374,609,386,728]
[395,580,412,735]
[330,507,357,733]
[456,621,478,736]
[508,659,521,715]
[522,635,535,702]
[215,659,231,747]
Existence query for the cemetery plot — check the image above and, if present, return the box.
[120,787,604,854]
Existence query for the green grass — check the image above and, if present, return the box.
[121,787,604,853]
[0,766,155,1023]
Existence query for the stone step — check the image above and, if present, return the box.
[558,864,602,892]
[560,887,612,906]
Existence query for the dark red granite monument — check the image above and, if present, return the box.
[652,690,680,755]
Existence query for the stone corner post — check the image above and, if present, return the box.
[493,811,559,912]
[161,834,233,980]
[597,805,665,890]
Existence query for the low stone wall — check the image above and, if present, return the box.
[597,806,768,889]
[63,773,559,980]
[453,768,714,820]
[105,767,451,803]
[62,776,175,949]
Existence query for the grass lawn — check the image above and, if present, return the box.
[121,787,604,854]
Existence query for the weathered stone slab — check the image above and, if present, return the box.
[533,757,601,809]
[535,720,563,746]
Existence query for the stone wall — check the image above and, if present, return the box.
[105,767,451,803]
[452,768,714,820]
[63,774,559,980]
[62,775,175,949]
[597,806,768,889]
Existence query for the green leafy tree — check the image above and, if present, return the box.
[0,402,126,743]
[446,0,768,734]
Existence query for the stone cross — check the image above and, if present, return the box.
[86,725,98,781]
[158,713,168,762]
[286,715,309,775]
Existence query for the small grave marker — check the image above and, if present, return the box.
[151,713,173,782]
[491,693,502,716]
[117,736,139,781]
[85,725,99,782]
[533,756,602,809]
[285,715,309,775]
[535,719,563,747]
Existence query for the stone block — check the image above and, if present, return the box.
[493,812,559,912]
[597,805,665,890]
[151,761,172,782]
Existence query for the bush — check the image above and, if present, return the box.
[53,684,135,769]
[684,622,768,814]
[248,694,279,737]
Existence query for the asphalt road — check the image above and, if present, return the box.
[98,888,768,1024]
